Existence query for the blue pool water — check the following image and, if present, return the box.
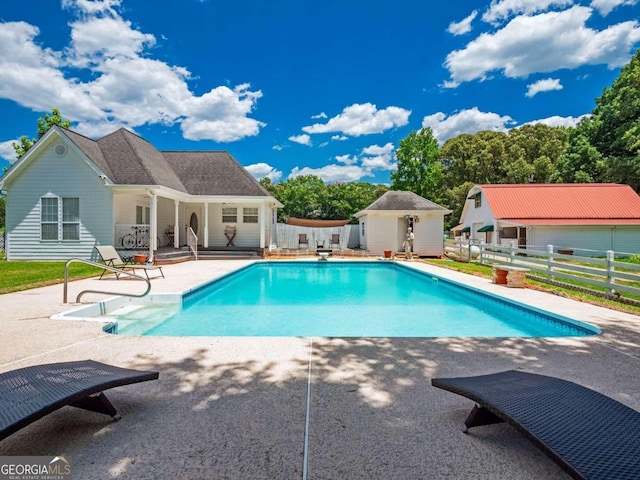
[109,262,599,337]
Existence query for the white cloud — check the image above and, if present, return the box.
[272,145,284,151]
[526,77,563,97]
[0,1,265,142]
[311,112,328,119]
[302,103,411,136]
[289,133,312,146]
[524,114,587,127]
[244,162,282,182]
[331,135,348,141]
[289,164,371,183]
[0,140,18,163]
[360,143,396,171]
[448,10,478,35]
[482,0,574,25]
[591,0,639,16]
[422,107,514,143]
[335,154,357,165]
[445,6,640,86]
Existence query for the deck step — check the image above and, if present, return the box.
[154,248,261,264]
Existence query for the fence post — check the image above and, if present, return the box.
[547,244,554,280]
[509,241,515,264]
[479,240,484,265]
[606,250,615,294]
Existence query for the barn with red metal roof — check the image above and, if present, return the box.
[456,184,640,254]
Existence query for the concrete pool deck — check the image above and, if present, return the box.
[1,259,639,479]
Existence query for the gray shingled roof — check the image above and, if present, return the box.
[163,151,271,196]
[363,191,450,212]
[97,129,187,192]
[60,127,270,197]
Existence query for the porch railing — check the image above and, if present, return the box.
[115,224,161,250]
[187,226,198,260]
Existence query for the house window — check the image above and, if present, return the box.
[243,207,258,223]
[222,207,237,223]
[62,198,80,240]
[136,205,150,224]
[41,196,80,240]
[474,193,481,208]
[41,197,59,240]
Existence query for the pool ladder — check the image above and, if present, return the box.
[63,258,151,303]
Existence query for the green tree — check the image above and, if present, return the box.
[261,176,388,223]
[12,108,71,159]
[264,175,327,221]
[324,182,388,222]
[588,48,640,190]
[391,128,444,203]
[507,123,567,183]
[551,122,605,183]
[440,130,509,187]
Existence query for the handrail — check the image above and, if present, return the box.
[187,227,198,260]
[63,258,151,303]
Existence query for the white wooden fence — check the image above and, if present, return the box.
[446,240,640,298]
[274,223,360,250]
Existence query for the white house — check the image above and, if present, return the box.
[457,183,640,254]
[355,191,451,257]
[0,126,282,261]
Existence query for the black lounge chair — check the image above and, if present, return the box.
[431,370,640,480]
[1,360,159,441]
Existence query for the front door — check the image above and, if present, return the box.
[185,207,201,245]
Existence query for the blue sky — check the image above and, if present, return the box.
[1,0,639,184]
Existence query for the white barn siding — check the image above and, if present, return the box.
[613,227,640,254]
[460,194,495,241]
[6,145,113,260]
[530,226,640,254]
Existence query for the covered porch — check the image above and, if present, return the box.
[111,187,280,261]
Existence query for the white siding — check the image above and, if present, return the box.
[360,212,446,256]
[206,203,261,248]
[529,226,640,255]
[413,213,446,256]
[157,197,177,247]
[613,227,640,255]
[359,218,367,250]
[459,191,495,239]
[5,143,113,260]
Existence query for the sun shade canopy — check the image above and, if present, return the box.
[478,225,494,232]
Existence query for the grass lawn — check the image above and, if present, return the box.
[0,258,103,294]
[422,258,640,316]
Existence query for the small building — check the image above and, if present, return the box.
[0,126,282,261]
[457,183,640,253]
[355,191,451,257]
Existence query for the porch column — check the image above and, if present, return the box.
[173,200,179,248]
[260,202,267,248]
[204,202,209,248]
[149,192,158,260]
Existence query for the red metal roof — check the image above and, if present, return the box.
[479,184,640,223]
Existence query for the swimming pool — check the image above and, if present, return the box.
[104,261,599,337]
